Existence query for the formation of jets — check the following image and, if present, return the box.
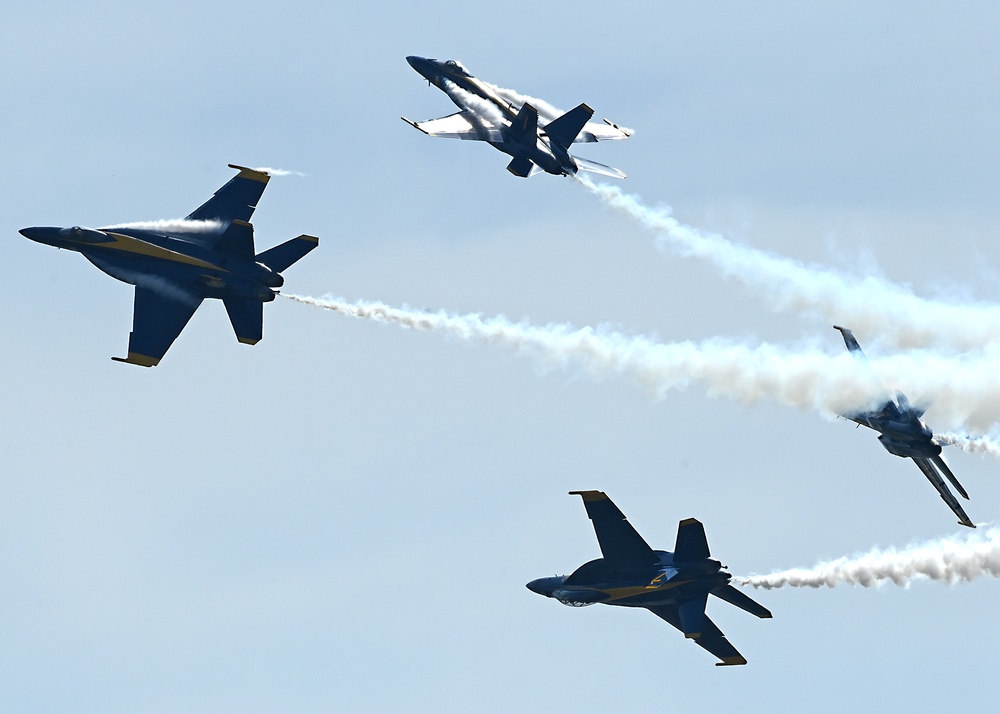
[18,55,986,668]
[528,491,771,666]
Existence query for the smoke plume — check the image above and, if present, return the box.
[253,167,305,177]
[283,294,1000,432]
[575,175,1000,352]
[442,79,507,129]
[936,432,1000,459]
[736,528,1000,588]
[102,219,224,234]
[483,81,565,121]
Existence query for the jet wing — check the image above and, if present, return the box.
[111,284,204,367]
[569,491,657,568]
[574,119,633,143]
[648,605,748,666]
[186,164,270,225]
[401,111,503,142]
[911,457,975,528]
[572,156,628,179]
[833,325,896,411]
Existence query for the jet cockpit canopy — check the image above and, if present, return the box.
[444,59,471,76]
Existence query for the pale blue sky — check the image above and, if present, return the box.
[3,2,1000,711]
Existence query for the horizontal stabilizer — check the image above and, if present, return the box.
[674,518,710,562]
[573,156,627,179]
[713,584,773,619]
[506,154,535,178]
[912,457,975,528]
[224,298,263,345]
[543,103,594,148]
[256,234,319,273]
[931,454,969,500]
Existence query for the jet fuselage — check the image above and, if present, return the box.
[406,56,517,120]
[527,551,730,609]
[20,225,281,303]
[491,128,578,177]
[848,401,941,459]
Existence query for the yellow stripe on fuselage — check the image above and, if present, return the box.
[600,578,695,602]
[98,232,225,270]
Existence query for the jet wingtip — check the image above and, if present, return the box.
[401,117,430,135]
[715,656,748,667]
[111,352,160,367]
[227,164,271,183]
[569,490,606,501]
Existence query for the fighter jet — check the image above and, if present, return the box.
[402,56,629,179]
[834,325,974,528]
[527,491,771,666]
[20,164,318,367]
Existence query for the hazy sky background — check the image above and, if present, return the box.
[4,2,1000,711]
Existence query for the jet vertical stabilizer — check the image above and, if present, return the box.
[508,103,540,142]
[543,103,595,147]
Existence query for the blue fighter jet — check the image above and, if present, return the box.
[403,56,629,178]
[20,165,317,367]
[527,491,771,666]
[834,325,974,527]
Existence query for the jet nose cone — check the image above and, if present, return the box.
[19,226,55,243]
[526,579,547,595]
[406,55,436,79]
[526,576,564,596]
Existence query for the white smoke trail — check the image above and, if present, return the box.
[442,79,507,129]
[575,175,1000,352]
[736,528,1000,589]
[483,81,565,121]
[102,219,225,234]
[283,294,1000,432]
[253,166,305,177]
[936,432,1000,458]
[484,81,635,137]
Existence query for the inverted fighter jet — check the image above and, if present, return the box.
[402,56,629,178]
[527,491,771,666]
[20,165,318,367]
[834,325,974,528]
